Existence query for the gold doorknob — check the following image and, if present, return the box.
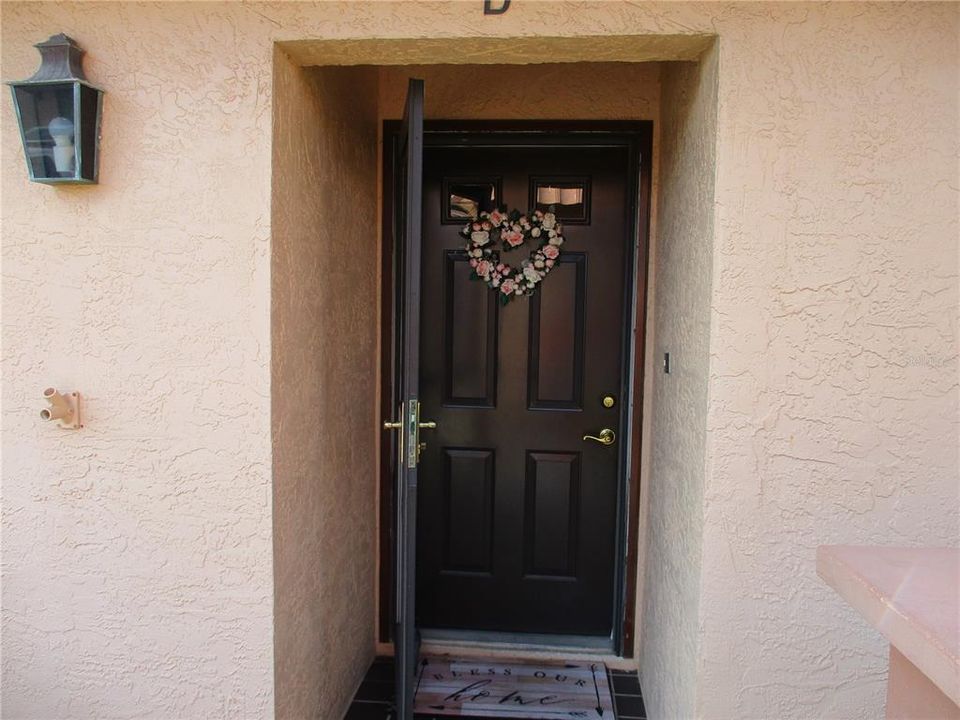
[583,428,616,446]
[419,421,437,429]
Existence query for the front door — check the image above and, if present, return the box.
[416,137,634,637]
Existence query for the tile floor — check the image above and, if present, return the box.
[345,657,646,720]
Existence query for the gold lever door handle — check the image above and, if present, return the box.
[384,402,437,466]
[583,428,616,446]
[384,420,437,430]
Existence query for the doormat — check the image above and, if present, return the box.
[413,657,615,718]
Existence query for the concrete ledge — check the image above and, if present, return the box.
[817,545,960,708]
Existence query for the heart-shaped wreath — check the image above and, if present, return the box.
[460,207,564,305]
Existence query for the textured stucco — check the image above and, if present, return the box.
[1,4,276,719]
[1,3,958,720]
[640,47,719,720]
[695,5,960,719]
[378,63,661,121]
[271,58,379,719]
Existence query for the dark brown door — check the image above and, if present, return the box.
[417,140,632,637]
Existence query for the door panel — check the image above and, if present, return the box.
[524,451,581,578]
[528,253,586,410]
[442,252,499,407]
[442,447,495,573]
[418,143,630,636]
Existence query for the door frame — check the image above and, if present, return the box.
[379,120,653,657]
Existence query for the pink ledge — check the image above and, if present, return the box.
[817,545,960,712]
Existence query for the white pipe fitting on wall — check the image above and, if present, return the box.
[40,387,82,429]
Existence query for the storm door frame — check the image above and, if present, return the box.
[379,120,653,657]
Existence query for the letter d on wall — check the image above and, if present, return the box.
[483,0,511,14]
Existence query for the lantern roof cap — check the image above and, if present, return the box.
[12,33,96,86]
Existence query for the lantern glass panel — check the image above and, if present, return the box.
[12,83,79,181]
[78,84,100,181]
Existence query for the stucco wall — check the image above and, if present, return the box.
[271,58,379,719]
[378,63,661,121]
[2,3,958,720]
[641,47,719,720]
[695,5,960,719]
[1,4,275,719]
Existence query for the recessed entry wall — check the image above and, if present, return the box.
[377,63,662,120]
[271,57,714,719]
[271,55,380,719]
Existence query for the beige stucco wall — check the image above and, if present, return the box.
[1,4,276,719]
[695,5,959,719]
[378,63,661,120]
[641,46,719,720]
[2,3,958,720]
[271,58,379,719]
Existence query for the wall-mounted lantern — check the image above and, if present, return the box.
[7,34,103,184]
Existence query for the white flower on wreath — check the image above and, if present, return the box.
[531,227,541,238]
[549,235,563,246]
[471,231,490,245]
[542,213,557,230]
[523,266,541,284]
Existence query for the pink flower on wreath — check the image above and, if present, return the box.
[488,210,505,226]
[472,222,481,231]
[476,260,493,277]
[542,244,560,260]
[545,259,555,268]
[496,263,505,272]
[470,259,478,268]
[482,221,492,230]
[501,279,516,295]
[503,229,525,247]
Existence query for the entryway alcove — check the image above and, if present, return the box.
[270,35,718,719]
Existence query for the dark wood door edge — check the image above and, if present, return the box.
[619,124,653,659]
[377,121,653,659]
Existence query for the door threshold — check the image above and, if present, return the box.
[422,627,611,651]
[419,628,634,669]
